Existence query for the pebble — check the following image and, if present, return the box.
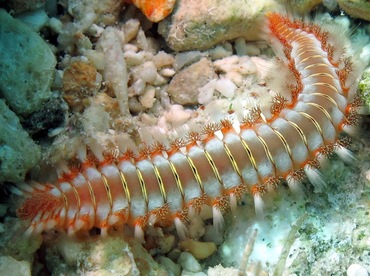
[138,61,158,83]
[0,9,56,116]
[0,256,31,276]
[178,252,202,272]
[215,78,237,98]
[179,240,217,260]
[157,256,181,276]
[0,100,41,183]
[347,264,369,276]
[168,58,216,105]
[139,85,156,109]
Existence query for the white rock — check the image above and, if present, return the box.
[124,18,140,43]
[124,50,145,66]
[174,51,203,70]
[213,55,239,73]
[139,85,156,109]
[234,37,248,56]
[208,44,233,60]
[123,43,139,52]
[164,105,191,127]
[96,27,129,115]
[208,265,239,276]
[244,42,261,56]
[215,78,237,98]
[237,56,257,75]
[347,264,368,276]
[159,68,176,77]
[181,271,207,276]
[132,79,146,95]
[178,252,202,272]
[0,256,31,276]
[139,61,158,84]
[224,71,243,87]
[198,79,217,105]
[153,51,175,68]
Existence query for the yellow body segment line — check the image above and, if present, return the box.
[203,149,223,185]
[101,174,113,208]
[153,165,167,202]
[136,168,149,205]
[185,155,204,192]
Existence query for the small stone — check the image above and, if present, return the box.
[164,104,192,127]
[160,0,280,51]
[124,50,146,66]
[157,256,181,275]
[179,240,217,260]
[168,58,216,105]
[198,79,217,105]
[337,0,370,21]
[139,85,156,109]
[208,44,233,60]
[153,51,175,68]
[215,78,237,98]
[0,100,41,183]
[138,61,158,84]
[22,98,66,135]
[157,234,175,254]
[178,252,202,272]
[174,51,203,71]
[234,37,249,56]
[62,61,101,112]
[0,256,31,276]
[347,264,368,276]
[0,9,56,116]
[124,18,141,43]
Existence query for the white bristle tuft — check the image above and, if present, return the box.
[212,205,224,233]
[30,181,47,191]
[89,139,104,162]
[335,146,357,164]
[45,219,57,230]
[150,127,169,146]
[286,177,305,197]
[74,219,85,232]
[174,217,188,240]
[304,165,326,192]
[101,227,108,237]
[76,142,87,162]
[9,185,24,196]
[253,194,265,219]
[205,99,228,122]
[229,193,237,215]
[17,182,34,193]
[148,214,157,226]
[316,153,329,170]
[139,127,155,145]
[214,130,223,140]
[134,225,145,243]
[25,227,34,237]
[56,161,70,177]
[342,124,360,137]
[188,205,196,219]
[67,226,76,236]
[108,214,119,225]
[117,134,137,154]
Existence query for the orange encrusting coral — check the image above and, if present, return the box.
[129,0,176,22]
[15,12,362,240]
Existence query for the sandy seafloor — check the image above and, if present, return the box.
[0,0,370,275]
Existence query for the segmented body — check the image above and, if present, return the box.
[16,13,361,239]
